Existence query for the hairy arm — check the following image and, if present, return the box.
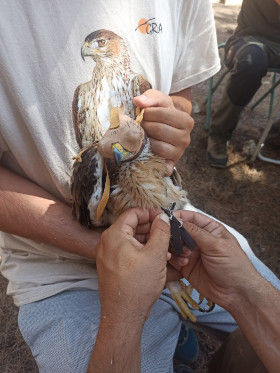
[174,210,280,373]
[170,87,192,114]
[88,210,170,372]
[0,165,101,260]
[89,318,142,373]
[228,275,280,373]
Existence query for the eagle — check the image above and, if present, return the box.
[71,29,213,321]
[71,29,150,226]
[72,29,150,148]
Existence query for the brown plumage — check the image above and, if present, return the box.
[71,30,212,321]
[71,107,213,321]
[71,29,151,226]
[72,106,188,227]
[72,29,151,148]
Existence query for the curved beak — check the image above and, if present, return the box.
[113,147,124,166]
[81,42,102,61]
[81,43,91,61]
[112,143,131,166]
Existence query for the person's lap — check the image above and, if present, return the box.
[18,289,182,373]
[18,204,280,372]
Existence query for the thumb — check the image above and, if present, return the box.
[133,89,173,109]
[144,213,170,254]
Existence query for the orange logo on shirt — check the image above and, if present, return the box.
[135,18,162,35]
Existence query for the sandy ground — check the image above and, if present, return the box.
[1,2,280,372]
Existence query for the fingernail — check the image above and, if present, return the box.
[159,213,170,225]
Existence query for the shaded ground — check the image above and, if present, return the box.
[1,2,280,372]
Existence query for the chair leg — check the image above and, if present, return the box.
[251,75,280,112]
[251,97,280,165]
[206,77,213,130]
[205,70,230,130]
[269,72,277,117]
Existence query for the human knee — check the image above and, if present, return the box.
[227,44,268,106]
[234,44,268,78]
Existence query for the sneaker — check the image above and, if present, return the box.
[206,136,228,168]
[174,325,199,364]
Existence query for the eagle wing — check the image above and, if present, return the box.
[72,82,100,149]
[71,146,106,228]
[132,74,152,98]
[72,84,85,148]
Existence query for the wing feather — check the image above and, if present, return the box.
[132,74,152,97]
[72,82,97,148]
[72,85,84,148]
[71,146,102,228]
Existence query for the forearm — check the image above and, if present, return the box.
[88,318,142,373]
[0,165,101,260]
[228,276,280,373]
[170,87,192,114]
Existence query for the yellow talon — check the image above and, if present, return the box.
[167,280,212,322]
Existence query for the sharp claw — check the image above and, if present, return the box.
[166,280,215,320]
[198,299,215,313]
[167,281,198,321]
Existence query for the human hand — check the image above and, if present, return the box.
[133,208,186,283]
[133,89,194,176]
[171,210,260,311]
[96,208,171,326]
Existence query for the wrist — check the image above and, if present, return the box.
[225,272,265,316]
[88,312,143,372]
[170,90,192,114]
[100,312,144,331]
[100,304,147,329]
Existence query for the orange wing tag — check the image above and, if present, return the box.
[96,162,110,219]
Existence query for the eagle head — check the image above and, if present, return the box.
[96,105,146,165]
[81,29,129,62]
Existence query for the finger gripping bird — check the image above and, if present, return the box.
[71,29,214,321]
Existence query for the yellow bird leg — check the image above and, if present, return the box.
[167,280,201,322]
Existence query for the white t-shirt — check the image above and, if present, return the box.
[0,0,220,306]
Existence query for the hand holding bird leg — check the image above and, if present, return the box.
[133,89,194,176]
[173,210,260,311]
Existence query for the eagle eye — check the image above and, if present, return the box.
[97,39,106,47]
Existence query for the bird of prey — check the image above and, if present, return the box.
[72,29,150,148]
[71,29,214,321]
[72,29,150,226]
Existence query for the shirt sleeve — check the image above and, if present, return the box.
[170,0,221,93]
